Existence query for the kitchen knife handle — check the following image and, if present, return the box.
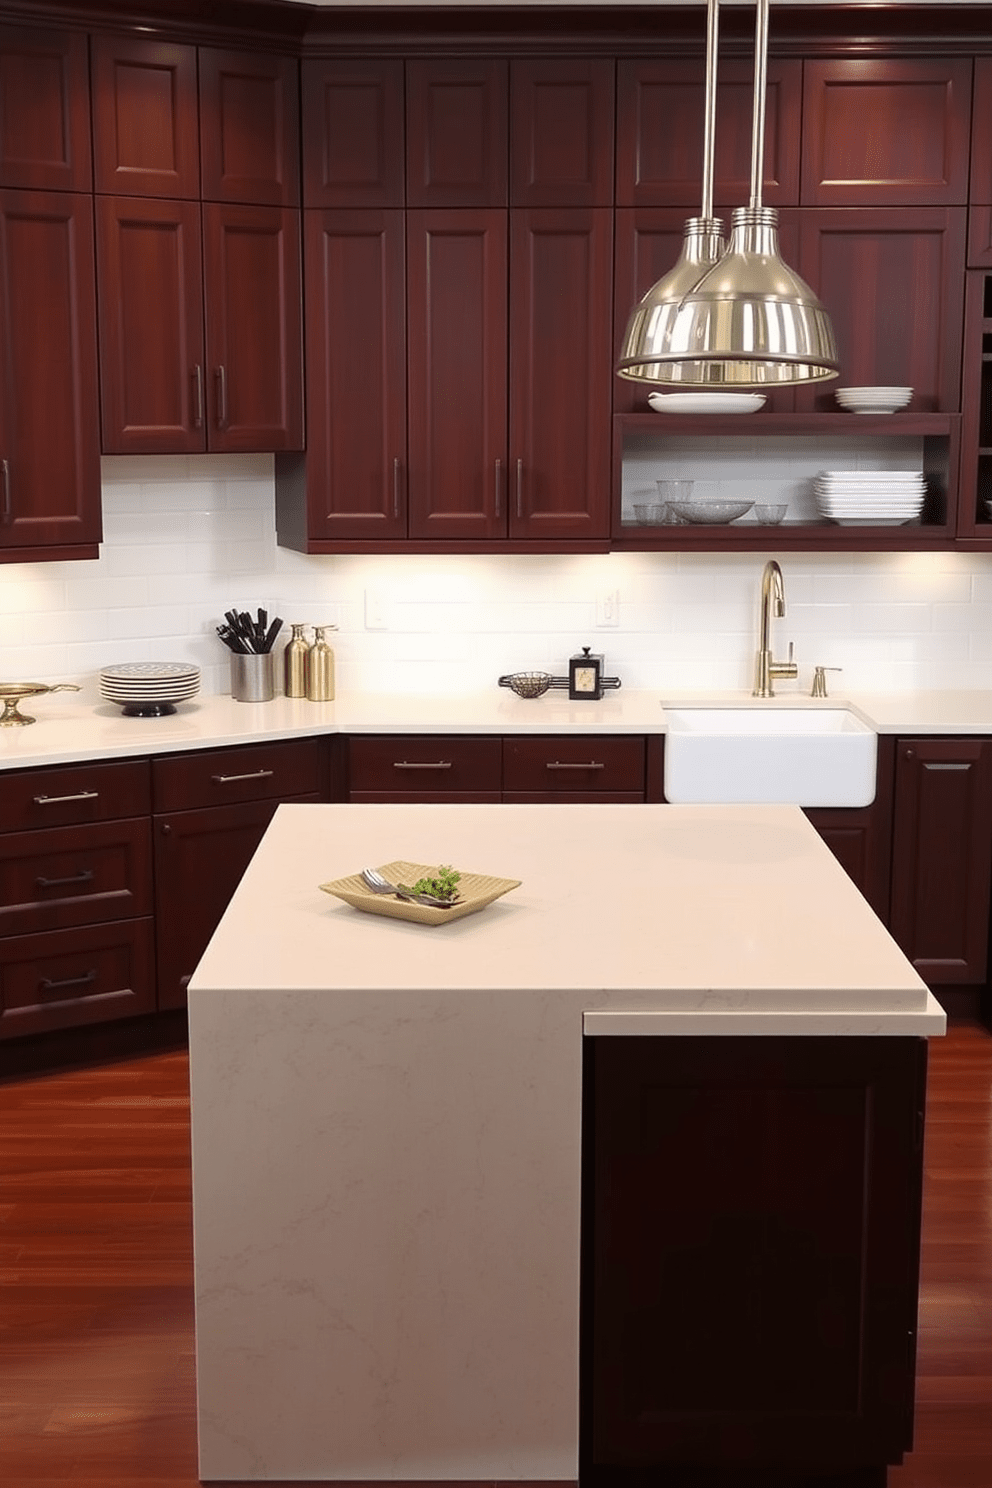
[33,791,100,805]
[545,761,606,770]
[40,969,97,992]
[1,457,10,523]
[192,365,204,428]
[393,457,402,520]
[210,769,276,784]
[392,761,453,770]
[215,365,228,429]
[494,458,502,520]
[36,869,95,888]
[516,459,523,519]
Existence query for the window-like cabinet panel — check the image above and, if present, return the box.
[0,189,101,556]
[802,58,972,206]
[616,58,800,207]
[796,207,966,412]
[91,35,200,199]
[0,24,91,192]
[407,209,508,540]
[198,47,300,207]
[406,58,508,208]
[510,57,615,207]
[302,58,405,209]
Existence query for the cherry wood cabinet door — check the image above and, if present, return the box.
[0,189,101,557]
[0,24,91,192]
[615,58,801,208]
[406,58,508,208]
[198,46,300,207]
[276,208,406,547]
[90,35,200,199]
[301,58,404,209]
[508,208,613,541]
[0,917,155,1040]
[611,206,801,416]
[509,58,615,208]
[407,209,508,540]
[0,818,153,938]
[583,1035,926,1483]
[970,58,992,207]
[890,737,992,985]
[96,195,206,454]
[802,58,972,207]
[201,202,303,452]
[795,207,966,413]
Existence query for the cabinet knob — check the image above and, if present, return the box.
[905,748,914,760]
[161,822,172,835]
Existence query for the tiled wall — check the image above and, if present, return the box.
[2,453,992,698]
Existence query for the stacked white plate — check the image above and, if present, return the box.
[835,385,912,414]
[100,661,200,716]
[814,470,926,526]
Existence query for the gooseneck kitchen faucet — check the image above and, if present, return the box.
[753,559,798,697]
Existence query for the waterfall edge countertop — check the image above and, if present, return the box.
[6,683,992,770]
[186,803,943,1483]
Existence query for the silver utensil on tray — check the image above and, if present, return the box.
[360,867,459,909]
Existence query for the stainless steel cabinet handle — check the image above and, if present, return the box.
[210,769,275,784]
[33,791,99,805]
[40,969,97,992]
[495,458,502,520]
[516,458,523,519]
[393,457,402,520]
[1,457,10,524]
[546,761,606,770]
[392,760,453,770]
[215,365,228,428]
[36,869,95,888]
[192,364,204,428]
[923,762,970,771]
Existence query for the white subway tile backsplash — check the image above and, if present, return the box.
[3,455,992,696]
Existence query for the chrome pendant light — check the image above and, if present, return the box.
[617,0,839,388]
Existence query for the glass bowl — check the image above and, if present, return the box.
[755,504,788,525]
[632,503,668,524]
[668,499,755,525]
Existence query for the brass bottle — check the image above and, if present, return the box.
[284,624,310,698]
[307,624,336,702]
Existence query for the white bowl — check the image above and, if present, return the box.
[835,386,912,414]
[648,392,766,415]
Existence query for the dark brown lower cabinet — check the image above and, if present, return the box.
[582,1034,928,1488]
[804,735,895,923]
[889,736,992,983]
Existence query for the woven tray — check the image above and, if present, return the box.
[319,860,521,927]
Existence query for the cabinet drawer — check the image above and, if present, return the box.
[348,736,502,794]
[152,738,322,812]
[0,759,151,832]
[502,736,646,794]
[0,917,155,1040]
[0,818,153,938]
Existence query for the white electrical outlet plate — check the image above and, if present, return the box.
[596,589,620,627]
[364,591,387,630]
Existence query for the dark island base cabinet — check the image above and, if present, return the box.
[582,1035,928,1488]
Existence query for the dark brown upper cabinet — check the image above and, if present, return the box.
[615,58,801,208]
[198,48,299,207]
[795,207,966,413]
[97,196,303,454]
[802,58,973,206]
[406,58,509,208]
[0,24,91,193]
[970,58,992,207]
[301,58,405,209]
[91,35,299,206]
[91,36,200,199]
[612,205,800,415]
[509,58,615,207]
[0,189,101,560]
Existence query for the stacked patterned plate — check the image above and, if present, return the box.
[100,662,200,716]
[835,385,912,415]
[814,470,926,527]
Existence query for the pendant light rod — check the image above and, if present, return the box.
[700,0,720,221]
[749,0,769,209]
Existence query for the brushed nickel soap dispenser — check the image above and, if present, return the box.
[307,625,337,701]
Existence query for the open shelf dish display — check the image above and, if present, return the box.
[613,412,959,551]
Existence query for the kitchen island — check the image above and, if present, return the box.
[187,802,944,1486]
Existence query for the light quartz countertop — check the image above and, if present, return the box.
[187,801,942,1483]
[6,682,992,772]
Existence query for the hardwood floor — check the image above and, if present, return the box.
[0,1022,990,1487]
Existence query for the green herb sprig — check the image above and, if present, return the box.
[401,865,461,902]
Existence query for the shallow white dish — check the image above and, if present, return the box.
[648,392,766,415]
